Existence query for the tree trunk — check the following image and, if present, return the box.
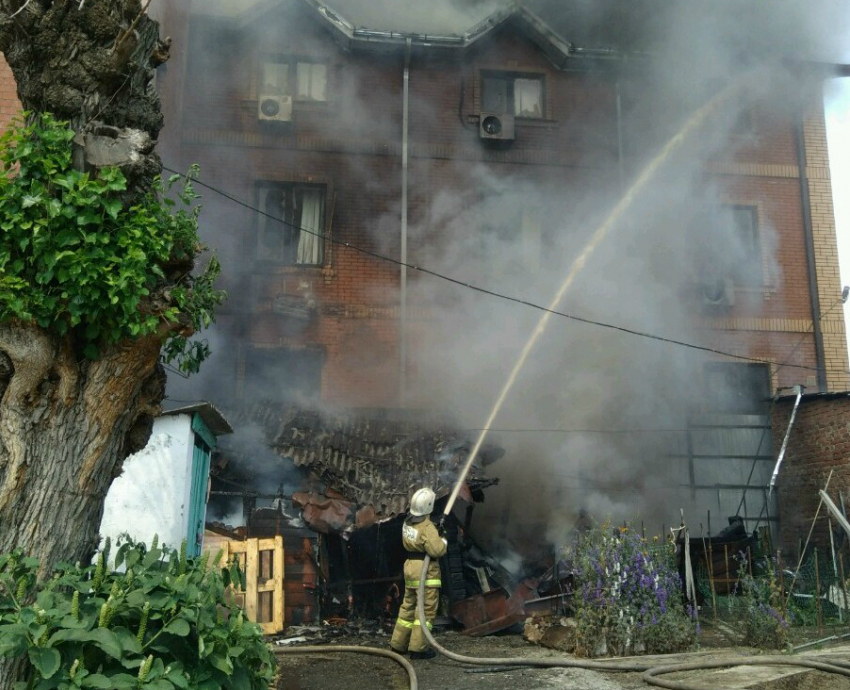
[0,3,170,686]
[0,324,166,688]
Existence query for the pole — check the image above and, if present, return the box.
[840,553,848,625]
[706,540,717,621]
[814,547,823,634]
[398,37,411,404]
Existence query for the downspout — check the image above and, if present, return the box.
[615,79,625,190]
[795,117,828,391]
[768,384,803,496]
[399,38,411,404]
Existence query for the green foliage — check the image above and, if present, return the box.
[733,554,790,650]
[0,113,225,373]
[0,539,275,690]
[570,521,697,657]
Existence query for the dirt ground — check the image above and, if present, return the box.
[273,629,850,690]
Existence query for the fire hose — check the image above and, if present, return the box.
[413,555,850,690]
[274,645,418,690]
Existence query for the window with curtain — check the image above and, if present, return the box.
[296,62,328,102]
[481,71,544,119]
[255,183,326,265]
[261,59,327,102]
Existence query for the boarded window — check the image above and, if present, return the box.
[256,183,326,265]
[481,71,544,119]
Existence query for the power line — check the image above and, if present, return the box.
[162,165,823,375]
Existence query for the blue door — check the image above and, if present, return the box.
[186,414,216,558]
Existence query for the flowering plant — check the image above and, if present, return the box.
[734,553,790,649]
[571,522,697,657]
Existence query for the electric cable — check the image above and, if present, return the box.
[160,165,827,375]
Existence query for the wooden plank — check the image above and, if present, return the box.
[274,535,285,633]
[245,539,258,625]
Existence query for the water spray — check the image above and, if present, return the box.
[407,68,850,688]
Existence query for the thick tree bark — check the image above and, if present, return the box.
[0,3,172,687]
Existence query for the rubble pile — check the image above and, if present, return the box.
[522,615,577,652]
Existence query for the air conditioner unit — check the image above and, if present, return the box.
[258,94,292,122]
[479,112,515,141]
[702,278,735,306]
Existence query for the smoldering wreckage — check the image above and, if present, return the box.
[204,405,750,639]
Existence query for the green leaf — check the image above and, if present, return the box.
[208,653,233,676]
[28,647,61,679]
[81,675,113,688]
[103,199,122,220]
[228,667,252,690]
[163,618,190,637]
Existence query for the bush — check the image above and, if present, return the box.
[0,538,275,689]
[571,522,698,657]
[0,112,225,373]
[734,553,789,650]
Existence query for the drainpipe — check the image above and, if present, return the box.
[768,384,803,496]
[399,38,411,404]
[795,117,828,392]
[615,79,625,190]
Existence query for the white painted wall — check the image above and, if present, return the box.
[99,414,195,551]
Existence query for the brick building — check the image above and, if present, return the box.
[2,0,850,537]
[773,392,850,556]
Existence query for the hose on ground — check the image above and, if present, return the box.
[274,645,418,690]
[416,555,850,690]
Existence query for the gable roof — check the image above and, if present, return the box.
[238,0,620,67]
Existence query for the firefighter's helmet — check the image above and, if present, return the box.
[410,488,436,517]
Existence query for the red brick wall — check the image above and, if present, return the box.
[3,1,848,408]
[173,2,837,408]
[0,54,21,130]
[772,396,850,557]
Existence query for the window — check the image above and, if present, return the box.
[704,363,771,415]
[694,204,761,288]
[479,193,546,268]
[261,60,327,102]
[256,183,325,265]
[296,62,327,102]
[481,71,544,118]
[243,348,323,403]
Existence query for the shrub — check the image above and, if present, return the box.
[0,112,225,373]
[571,522,698,657]
[0,538,275,689]
[734,553,789,650]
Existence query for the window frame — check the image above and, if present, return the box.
[258,56,329,104]
[253,181,328,267]
[478,68,548,120]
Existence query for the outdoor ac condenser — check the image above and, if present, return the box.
[702,278,735,307]
[479,112,515,141]
[258,94,293,122]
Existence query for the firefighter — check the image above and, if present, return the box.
[390,487,447,659]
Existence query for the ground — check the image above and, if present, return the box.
[273,628,850,690]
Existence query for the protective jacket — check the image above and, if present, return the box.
[401,515,446,586]
[390,513,447,654]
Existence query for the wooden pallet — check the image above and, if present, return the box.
[219,536,285,635]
